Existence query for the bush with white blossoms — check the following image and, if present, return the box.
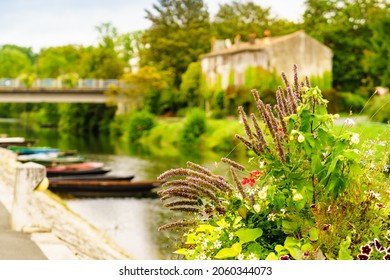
[157,65,390,260]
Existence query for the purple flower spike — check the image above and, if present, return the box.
[360,245,372,255]
[280,255,290,260]
[357,254,369,260]
[374,238,385,252]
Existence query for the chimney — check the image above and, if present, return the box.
[249,33,256,44]
[211,36,217,51]
[234,34,241,47]
[263,30,271,45]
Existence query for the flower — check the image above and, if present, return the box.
[344,118,355,126]
[360,245,372,255]
[250,170,263,178]
[258,190,267,200]
[229,233,234,241]
[350,133,360,144]
[280,208,286,214]
[297,135,305,143]
[280,255,290,260]
[241,177,256,187]
[267,213,276,221]
[253,204,261,213]
[383,254,390,260]
[237,253,244,260]
[248,253,258,260]
[213,240,222,249]
[374,239,385,252]
[201,238,209,249]
[292,189,303,201]
[357,254,369,260]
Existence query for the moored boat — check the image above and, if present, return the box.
[8,145,59,155]
[18,152,86,166]
[48,179,161,194]
[46,161,109,177]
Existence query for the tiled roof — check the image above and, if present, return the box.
[200,30,308,58]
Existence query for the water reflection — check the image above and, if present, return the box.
[0,121,243,259]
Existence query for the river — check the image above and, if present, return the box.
[0,120,229,259]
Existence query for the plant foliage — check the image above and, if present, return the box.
[157,65,390,260]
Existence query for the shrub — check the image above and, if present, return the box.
[127,110,156,142]
[179,108,206,149]
[157,65,389,260]
[366,94,390,123]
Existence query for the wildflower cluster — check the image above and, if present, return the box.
[157,65,390,260]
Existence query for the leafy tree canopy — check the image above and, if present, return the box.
[140,0,211,87]
[0,46,33,78]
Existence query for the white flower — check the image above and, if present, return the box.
[259,161,265,169]
[344,118,355,126]
[201,238,209,249]
[291,129,298,134]
[253,204,261,213]
[292,189,303,201]
[297,134,305,143]
[280,208,286,214]
[195,253,207,260]
[248,189,255,196]
[267,213,276,221]
[229,233,234,241]
[248,253,258,260]
[350,133,360,144]
[258,190,267,200]
[237,253,244,260]
[365,149,373,157]
[213,240,222,249]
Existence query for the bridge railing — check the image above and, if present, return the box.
[0,78,123,89]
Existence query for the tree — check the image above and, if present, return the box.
[363,5,390,87]
[141,0,211,87]
[79,23,128,79]
[0,46,32,77]
[303,0,387,92]
[212,1,300,41]
[180,62,202,107]
[36,45,83,77]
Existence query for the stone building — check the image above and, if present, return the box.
[200,30,333,90]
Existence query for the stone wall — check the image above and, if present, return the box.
[0,147,133,259]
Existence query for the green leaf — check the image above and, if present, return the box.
[282,220,299,234]
[235,228,263,243]
[284,237,303,260]
[215,243,242,259]
[337,236,353,260]
[275,244,285,253]
[185,233,197,245]
[309,227,319,241]
[209,220,218,227]
[238,205,247,219]
[265,252,278,260]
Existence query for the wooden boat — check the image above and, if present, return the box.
[17,152,85,166]
[48,179,161,197]
[48,174,135,181]
[8,145,59,155]
[46,162,109,177]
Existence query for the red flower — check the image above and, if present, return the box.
[250,170,263,178]
[241,177,256,187]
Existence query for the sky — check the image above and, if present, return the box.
[0,0,305,52]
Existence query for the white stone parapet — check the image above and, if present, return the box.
[0,147,133,260]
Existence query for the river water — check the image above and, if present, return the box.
[0,120,230,259]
